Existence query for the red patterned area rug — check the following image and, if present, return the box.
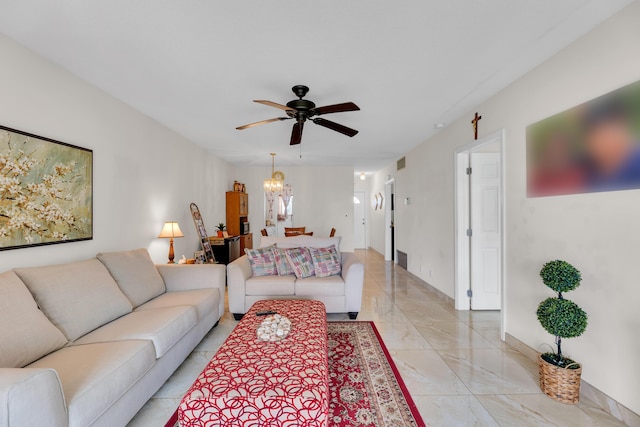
[165,321,425,427]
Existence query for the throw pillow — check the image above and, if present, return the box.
[310,245,342,278]
[15,258,133,341]
[0,271,68,368]
[284,247,315,279]
[97,248,166,307]
[245,246,277,277]
[271,247,295,276]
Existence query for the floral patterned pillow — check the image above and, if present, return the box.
[284,247,315,279]
[245,245,277,276]
[309,245,342,278]
[271,247,295,276]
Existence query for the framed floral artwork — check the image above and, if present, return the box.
[0,125,93,250]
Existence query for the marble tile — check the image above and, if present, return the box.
[390,349,471,396]
[398,301,460,323]
[374,322,433,350]
[356,306,410,323]
[577,396,638,427]
[127,397,180,427]
[438,348,540,394]
[412,395,499,427]
[466,321,508,349]
[413,321,496,350]
[452,309,501,323]
[477,394,628,427]
[153,351,215,398]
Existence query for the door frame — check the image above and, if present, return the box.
[353,190,367,249]
[454,129,506,336]
[384,179,395,262]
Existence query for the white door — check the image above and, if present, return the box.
[353,191,366,249]
[470,153,501,310]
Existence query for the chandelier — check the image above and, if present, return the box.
[263,153,284,193]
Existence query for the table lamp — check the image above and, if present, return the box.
[158,222,184,263]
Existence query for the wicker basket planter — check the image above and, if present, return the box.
[538,354,582,404]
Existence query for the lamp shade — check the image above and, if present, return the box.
[158,222,184,238]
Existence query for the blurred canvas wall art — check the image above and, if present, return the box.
[527,80,640,197]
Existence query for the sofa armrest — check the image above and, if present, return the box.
[0,368,67,427]
[156,264,227,317]
[341,252,364,313]
[227,255,253,315]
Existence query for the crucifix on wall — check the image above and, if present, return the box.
[471,112,482,140]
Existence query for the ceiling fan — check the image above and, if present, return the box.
[236,85,360,145]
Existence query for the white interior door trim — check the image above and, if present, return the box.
[454,129,506,338]
[384,179,395,262]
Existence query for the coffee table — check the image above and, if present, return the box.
[178,299,329,426]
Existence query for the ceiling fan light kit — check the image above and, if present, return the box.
[236,85,360,146]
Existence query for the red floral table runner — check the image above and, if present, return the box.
[178,300,329,426]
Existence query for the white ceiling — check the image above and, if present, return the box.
[0,1,633,171]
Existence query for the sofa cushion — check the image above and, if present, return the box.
[0,271,68,368]
[295,275,346,296]
[245,246,277,277]
[28,340,155,427]
[261,235,342,253]
[97,248,166,307]
[74,305,197,358]
[271,247,295,276]
[284,247,315,279]
[309,245,342,278]
[245,275,296,296]
[15,259,133,341]
[135,289,219,321]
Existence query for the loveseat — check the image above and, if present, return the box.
[0,248,225,427]
[227,235,364,320]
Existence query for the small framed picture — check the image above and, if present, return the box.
[194,250,206,264]
[222,231,230,238]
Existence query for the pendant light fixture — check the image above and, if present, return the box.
[263,153,284,193]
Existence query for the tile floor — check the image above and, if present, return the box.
[128,250,628,426]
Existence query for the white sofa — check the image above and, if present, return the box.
[0,248,225,427]
[227,235,364,320]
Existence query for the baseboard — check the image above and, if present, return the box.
[398,264,455,306]
[505,333,640,426]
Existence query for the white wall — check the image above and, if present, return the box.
[231,165,355,252]
[0,33,229,270]
[372,2,640,414]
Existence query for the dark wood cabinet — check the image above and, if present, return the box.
[240,233,253,254]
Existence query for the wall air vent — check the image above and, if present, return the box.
[397,156,406,170]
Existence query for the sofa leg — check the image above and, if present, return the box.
[348,312,358,320]
[233,313,244,321]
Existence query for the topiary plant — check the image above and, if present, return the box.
[536,260,587,368]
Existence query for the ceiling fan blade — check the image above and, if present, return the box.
[312,102,360,116]
[254,100,295,112]
[290,121,303,145]
[312,118,358,137]
[236,117,290,130]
